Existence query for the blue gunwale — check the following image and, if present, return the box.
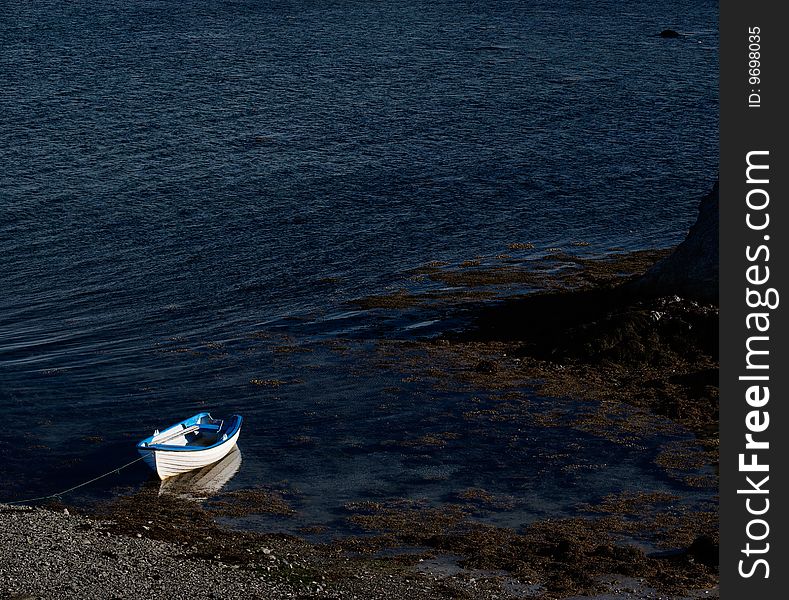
[136,413,243,452]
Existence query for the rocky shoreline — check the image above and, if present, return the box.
[1,187,719,600]
[0,495,717,600]
[1,262,719,600]
[1,499,633,600]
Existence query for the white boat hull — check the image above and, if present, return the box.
[158,446,243,499]
[138,427,241,479]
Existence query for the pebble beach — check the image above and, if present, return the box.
[0,503,718,600]
[1,504,480,600]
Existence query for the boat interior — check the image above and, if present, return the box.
[140,414,238,449]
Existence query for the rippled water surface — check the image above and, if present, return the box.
[1,0,717,528]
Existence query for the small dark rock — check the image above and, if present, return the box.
[553,538,573,558]
[688,534,719,568]
[474,360,498,374]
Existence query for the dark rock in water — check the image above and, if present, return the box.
[659,29,681,38]
[688,534,719,568]
[634,182,719,303]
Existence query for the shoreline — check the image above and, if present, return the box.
[0,499,718,600]
[1,247,719,600]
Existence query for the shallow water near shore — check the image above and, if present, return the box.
[1,282,715,541]
[1,0,717,539]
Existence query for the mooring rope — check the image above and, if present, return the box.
[2,456,146,506]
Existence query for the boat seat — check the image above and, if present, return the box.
[154,424,200,444]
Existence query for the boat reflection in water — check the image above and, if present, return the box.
[158,445,242,501]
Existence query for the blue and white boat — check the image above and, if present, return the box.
[137,413,243,479]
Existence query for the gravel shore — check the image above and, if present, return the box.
[0,503,515,600]
[1,504,301,600]
[0,498,718,600]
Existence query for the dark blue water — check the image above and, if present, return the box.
[1,0,717,530]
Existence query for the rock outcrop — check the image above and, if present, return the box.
[633,182,719,303]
